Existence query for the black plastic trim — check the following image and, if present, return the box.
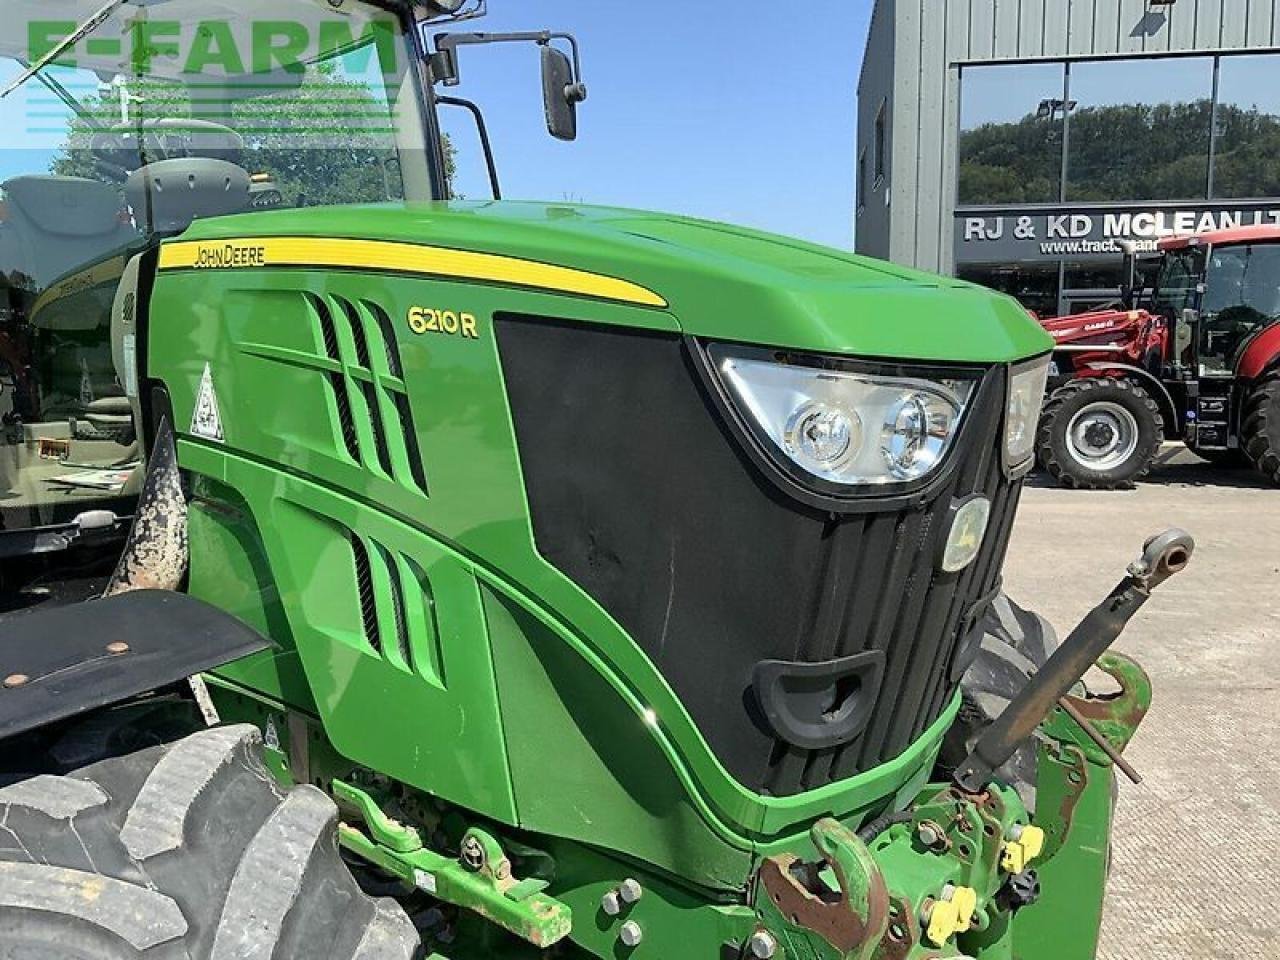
[752,651,884,750]
[0,590,270,742]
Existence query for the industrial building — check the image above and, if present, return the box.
[855,0,1280,315]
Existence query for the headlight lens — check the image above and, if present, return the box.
[715,350,976,488]
[1005,358,1051,472]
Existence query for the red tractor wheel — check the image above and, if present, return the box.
[1036,377,1163,490]
[1242,371,1280,485]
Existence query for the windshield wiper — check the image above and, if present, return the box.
[0,0,129,101]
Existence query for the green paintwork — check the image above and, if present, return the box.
[175,201,1052,361]
[755,818,890,960]
[333,780,424,853]
[1000,653,1153,959]
[145,196,1094,959]
[340,823,574,948]
[1043,653,1154,765]
[1005,742,1111,960]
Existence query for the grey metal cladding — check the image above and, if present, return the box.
[855,0,1280,273]
[855,0,896,258]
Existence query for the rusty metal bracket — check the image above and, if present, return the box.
[1044,652,1152,771]
[1033,740,1090,863]
[756,818,890,960]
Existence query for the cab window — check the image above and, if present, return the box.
[0,1,438,532]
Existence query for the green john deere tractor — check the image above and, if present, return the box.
[0,2,1190,959]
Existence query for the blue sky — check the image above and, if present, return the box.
[0,1,872,249]
[436,1,871,249]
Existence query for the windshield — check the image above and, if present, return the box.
[0,0,440,531]
[1199,242,1280,374]
[1202,243,1280,319]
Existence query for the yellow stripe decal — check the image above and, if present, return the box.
[158,237,668,308]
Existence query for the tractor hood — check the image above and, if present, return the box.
[173,200,1051,363]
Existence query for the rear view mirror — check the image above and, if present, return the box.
[541,46,586,142]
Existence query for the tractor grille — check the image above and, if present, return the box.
[495,317,1021,796]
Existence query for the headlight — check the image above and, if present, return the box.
[713,347,977,489]
[1005,357,1051,474]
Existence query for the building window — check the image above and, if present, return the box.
[1212,54,1280,199]
[857,149,868,213]
[874,100,887,184]
[1066,57,1214,202]
[956,263,1060,318]
[957,62,1067,205]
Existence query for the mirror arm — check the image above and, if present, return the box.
[431,31,584,97]
[436,95,501,200]
[547,33,587,102]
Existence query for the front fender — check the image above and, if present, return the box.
[1079,362,1179,435]
[1236,323,1280,380]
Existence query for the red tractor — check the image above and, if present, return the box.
[1037,225,1280,488]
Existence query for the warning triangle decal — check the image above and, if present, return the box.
[191,363,225,443]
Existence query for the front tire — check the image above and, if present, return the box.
[0,725,420,960]
[939,594,1058,811]
[1036,377,1162,489]
[1243,371,1280,485]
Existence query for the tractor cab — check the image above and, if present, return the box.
[0,0,587,575]
[1149,226,1280,379]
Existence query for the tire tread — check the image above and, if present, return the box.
[0,726,419,960]
[1036,377,1162,490]
[1243,372,1280,485]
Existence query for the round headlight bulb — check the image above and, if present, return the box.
[941,496,991,573]
[883,395,929,478]
[784,401,861,476]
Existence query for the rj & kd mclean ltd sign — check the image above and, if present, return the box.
[955,207,1280,262]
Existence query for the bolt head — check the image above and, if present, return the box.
[3,674,29,689]
[917,822,941,846]
[618,878,643,904]
[601,891,622,917]
[748,930,778,959]
[106,641,130,656]
[619,920,643,948]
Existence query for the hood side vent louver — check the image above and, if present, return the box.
[373,541,412,673]
[304,292,361,463]
[329,523,442,684]
[349,532,381,656]
[301,292,428,497]
[363,300,404,380]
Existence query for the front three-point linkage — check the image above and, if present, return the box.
[954,527,1193,793]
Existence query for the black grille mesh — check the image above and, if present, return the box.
[496,317,1022,796]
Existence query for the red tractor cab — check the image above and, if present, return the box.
[1037,226,1280,488]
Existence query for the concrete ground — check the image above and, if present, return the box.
[1003,445,1279,960]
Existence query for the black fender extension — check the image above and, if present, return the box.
[0,590,269,742]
